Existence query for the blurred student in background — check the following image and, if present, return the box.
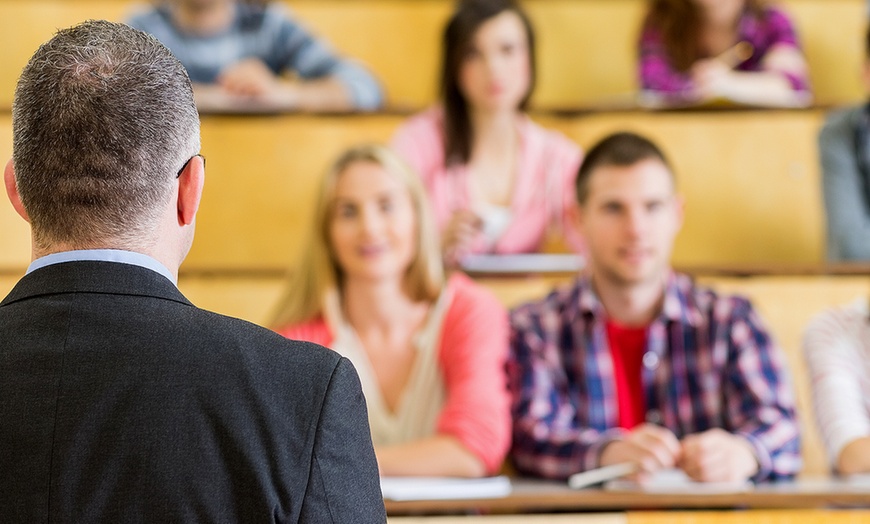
[509,132,801,483]
[128,0,383,111]
[803,302,870,475]
[818,26,870,261]
[638,0,811,107]
[392,0,583,267]
[272,145,510,478]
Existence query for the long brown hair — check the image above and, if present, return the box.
[441,0,536,166]
[643,0,766,72]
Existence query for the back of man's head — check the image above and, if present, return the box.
[575,131,674,205]
[12,20,200,250]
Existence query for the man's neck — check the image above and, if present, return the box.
[591,272,668,327]
[32,239,182,282]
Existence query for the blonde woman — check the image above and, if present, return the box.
[272,145,510,477]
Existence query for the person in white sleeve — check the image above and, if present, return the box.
[803,300,870,475]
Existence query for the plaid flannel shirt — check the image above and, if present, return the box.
[508,272,801,482]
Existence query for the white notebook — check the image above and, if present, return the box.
[604,469,750,494]
[845,473,870,489]
[380,475,512,501]
[460,253,584,274]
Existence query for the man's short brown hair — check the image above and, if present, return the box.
[575,131,674,204]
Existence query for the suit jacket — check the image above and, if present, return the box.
[0,261,386,523]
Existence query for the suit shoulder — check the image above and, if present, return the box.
[184,306,343,368]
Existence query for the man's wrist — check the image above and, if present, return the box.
[732,433,762,479]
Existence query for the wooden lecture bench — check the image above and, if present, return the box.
[388,512,869,524]
[0,108,830,272]
[0,0,864,111]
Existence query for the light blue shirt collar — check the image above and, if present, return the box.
[26,249,177,285]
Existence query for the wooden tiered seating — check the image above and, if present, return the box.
[0,0,864,110]
[0,0,864,483]
[0,109,828,273]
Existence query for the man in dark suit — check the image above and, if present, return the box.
[0,20,385,523]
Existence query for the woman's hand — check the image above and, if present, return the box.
[442,209,483,267]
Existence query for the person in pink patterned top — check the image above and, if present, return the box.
[272,144,511,477]
[638,0,811,107]
[391,0,583,267]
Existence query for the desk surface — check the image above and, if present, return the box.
[389,510,870,524]
[385,478,870,515]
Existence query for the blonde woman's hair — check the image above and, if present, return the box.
[271,144,445,329]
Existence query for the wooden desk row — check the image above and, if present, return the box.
[0,0,865,111]
[385,478,870,515]
[391,511,869,524]
[0,108,829,273]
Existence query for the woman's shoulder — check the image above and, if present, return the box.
[445,272,506,317]
[391,107,447,174]
[520,116,583,161]
[759,4,796,23]
[753,5,799,37]
[804,300,870,354]
[394,107,445,140]
[806,300,868,333]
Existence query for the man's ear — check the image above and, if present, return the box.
[177,155,204,226]
[4,158,29,223]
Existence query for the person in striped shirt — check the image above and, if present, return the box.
[508,132,801,483]
[128,0,383,112]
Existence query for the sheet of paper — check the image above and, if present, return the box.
[845,473,870,489]
[636,90,812,110]
[460,254,584,274]
[604,469,750,494]
[380,475,512,501]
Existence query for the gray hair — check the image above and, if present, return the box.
[12,19,200,249]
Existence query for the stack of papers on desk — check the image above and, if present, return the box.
[380,475,512,501]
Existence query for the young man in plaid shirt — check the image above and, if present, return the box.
[508,132,801,483]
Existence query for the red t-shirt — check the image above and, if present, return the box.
[606,320,648,429]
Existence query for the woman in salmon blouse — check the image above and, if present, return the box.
[272,144,510,477]
[391,0,583,267]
